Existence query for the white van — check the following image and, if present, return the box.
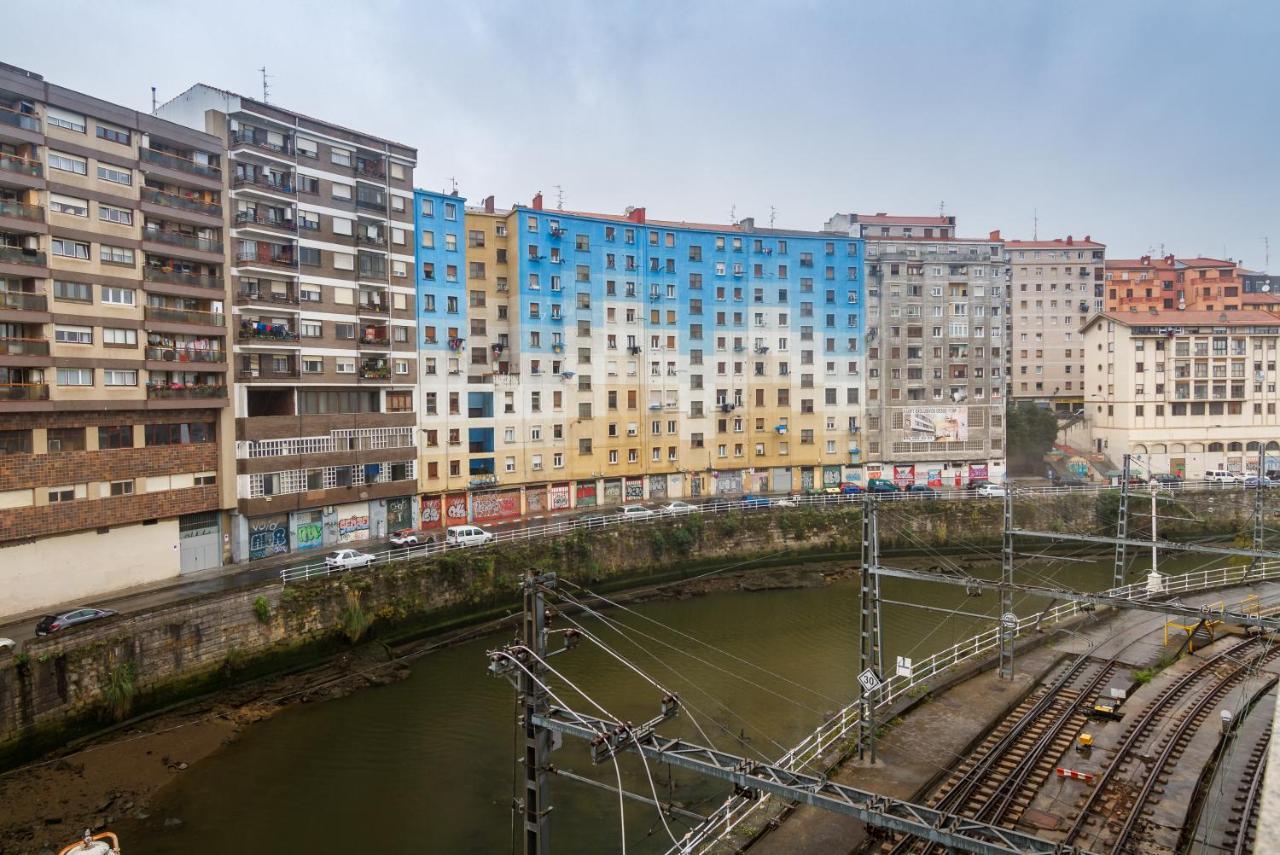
[446,525,494,548]
[1204,469,1244,483]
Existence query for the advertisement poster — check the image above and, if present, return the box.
[927,469,943,488]
[420,495,443,529]
[903,407,968,443]
[444,493,469,524]
[575,480,597,508]
[893,465,915,487]
[473,490,520,522]
[550,483,571,510]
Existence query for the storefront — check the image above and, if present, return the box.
[893,465,916,488]
[444,492,469,525]
[603,479,623,505]
[178,511,221,573]
[822,465,843,489]
[550,482,572,510]
[799,467,815,492]
[715,470,743,496]
[748,470,769,494]
[648,474,668,499]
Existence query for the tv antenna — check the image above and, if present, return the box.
[730,203,736,224]
[553,185,564,211]
[939,200,946,217]
[769,205,777,229]
[1264,236,1271,269]
[1033,208,1038,241]
[447,177,458,195]
[259,66,272,103]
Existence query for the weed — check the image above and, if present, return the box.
[252,596,271,624]
[340,589,373,643]
[101,661,137,721]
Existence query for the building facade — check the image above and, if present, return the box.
[412,193,866,527]
[825,213,1008,487]
[1082,310,1280,478]
[1005,236,1105,411]
[1104,255,1244,314]
[0,63,235,613]
[156,85,419,561]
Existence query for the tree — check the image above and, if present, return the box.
[1005,402,1059,474]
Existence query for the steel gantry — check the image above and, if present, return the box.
[1113,454,1132,588]
[857,493,884,761]
[999,488,1016,680]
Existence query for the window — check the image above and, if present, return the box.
[296,137,318,158]
[104,369,137,386]
[96,123,130,145]
[54,280,91,302]
[98,203,133,225]
[54,325,93,344]
[101,286,134,305]
[331,182,352,201]
[52,238,90,260]
[97,165,132,185]
[109,479,135,497]
[47,427,86,452]
[299,246,321,266]
[49,194,88,217]
[144,422,216,445]
[101,245,134,265]
[301,321,322,338]
[57,367,93,386]
[46,107,86,133]
[331,147,353,167]
[48,486,83,504]
[303,357,323,373]
[0,429,33,455]
[48,151,87,175]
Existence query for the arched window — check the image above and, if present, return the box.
[1151,443,1167,454]
[1247,441,1262,451]
[1172,443,1186,454]
[1132,444,1148,455]
[1208,442,1225,452]
[1189,443,1205,453]
[1228,442,1244,452]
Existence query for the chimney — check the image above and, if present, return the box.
[625,206,646,224]
[532,191,543,211]
[483,195,495,214]
[1084,234,1091,243]
[1140,255,1151,265]
[1164,254,1175,265]
[989,229,1001,241]
[1066,235,1074,246]
[739,217,755,231]
[875,212,887,217]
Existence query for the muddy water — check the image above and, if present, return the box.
[119,554,1206,854]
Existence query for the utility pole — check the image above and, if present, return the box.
[1252,449,1267,578]
[502,569,553,855]
[998,487,1015,681]
[857,494,883,762]
[1113,453,1132,588]
[259,66,271,103]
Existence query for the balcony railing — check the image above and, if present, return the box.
[0,107,40,132]
[143,266,224,290]
[235,248,297,269]
[145,346,226,363]
[146,383,228,400]
[0,291,46,311]
[355,195,386,212]
[237,365,300,380]
[356,231,386,248]
[0,337,48,355]
[233,174,295,195]
[140,148,221,178]
[238,323,300,342]
[0,201,43,221]
[234,211,298,231]
[359,364,391,379]
[145,306,225,327]
[143,228,223,254]
[0,382,47,401]
[357,300,388,314]
[140,188,223,218]
[0,247,45,266]
[0,153,41,177]
[230,131,294,156]
[235,289,299,306]
[358,335,391,347]
[355,159,387,180]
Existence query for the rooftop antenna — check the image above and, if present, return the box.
[769,205,777,229]
[1033,208,1038,241]
[730,203,736,224]
[259,66,271,103]
[1265,236,1271,270]
[447,176,458,194]
[939,200,946,218]
[553,184,564,211]
[150,86,157,113]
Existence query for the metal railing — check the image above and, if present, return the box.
[143,229,223,254]
[0,337,48,355]
[144,305,225,326]
[232,174,295,195]
[143,267,224,290]
[145,346,226,363]
[140,147,221,178]
[0,107,40,132]
[140,188,222,218]
[0,153,41,177]
[0,382,47,400]
[234,211,298,231]
[145,384,228,400]
[0,200,43,221]
[0,291,46,311]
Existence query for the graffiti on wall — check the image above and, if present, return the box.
[927,469,943,488]
[445,493,468,523]
[603,480,623,505]
[420,495,443,529]
[893,465,916,487]
[969,464,989,482]
[575,481,596,508]
[473,490,520,522]
[624,478,644,501]
[387,497,412,531]
[249,516,289,560]
[550,483,571,510]
[337,514,369,543]
[295,521,324,551]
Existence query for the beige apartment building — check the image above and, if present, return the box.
[1082,310,1280,478]
[156,86,419,561]
[1006,236,1106,412]
[0,63,235,613]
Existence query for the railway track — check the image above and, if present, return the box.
[1226,723,1271,855]
[879,653,1118,855]
[1063,634,1280,853]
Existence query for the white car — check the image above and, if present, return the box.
[976,483,1007,498]
[774,497,799,508]
[390,529,429,548]
[446,525,494,548]
[0,638,14,656]
[659,501,698,516]
[618,505,656,521]
[325,549,374,570]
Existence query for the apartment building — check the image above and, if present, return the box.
[1104,255,1244,313]
[413,192,865,527]
[824,213,1007,487]
[156,86,418,561]
[1082,310,1280,478]
[0,63,234,612]
[1006,236,1105,411]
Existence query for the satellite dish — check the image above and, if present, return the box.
[1263,284,1272,293]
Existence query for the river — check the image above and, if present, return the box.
[116,553,1203,854]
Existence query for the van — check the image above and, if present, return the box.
[1204,470,1244,484]
[446,525,494,548]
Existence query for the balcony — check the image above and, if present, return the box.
[357,299,388,314]
[146,383,228,400]
[0,153,41,178]
[0,247,45,267]
[140,148,221,179]
[0,382,47,401]
[356,231,386,248]
[238,321,300,342]
[355,158,387,180]
[145,306,225,327]
[144,266,224,290]
[230,131,293,156]
[0,336,48,356]
[144,228,223,254]
[0,291,46,311]
[355,194,386,212]
[140,188,222,218]
[235,288,299,306]
[145,346,226,364]
[0,201,42,222]
[237,362,300,380]
[233,173,295,195]
[234,211,297,231]
[235,247,297,269]
[359,362,391,380]
[358,334,391,348]
[0,107,40,133]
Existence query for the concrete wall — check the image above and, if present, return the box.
[0,520,180,615]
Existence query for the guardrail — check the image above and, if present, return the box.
[278,480,1258,585]
[675,558,1280,853]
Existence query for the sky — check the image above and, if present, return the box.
[8,1,1280,268]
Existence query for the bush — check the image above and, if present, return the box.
[340,589,373,643]
[102,661,137,721]
[252,595,271,624]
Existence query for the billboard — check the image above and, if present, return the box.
[903,407,968,443]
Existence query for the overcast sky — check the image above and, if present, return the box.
[9,1,1279,267]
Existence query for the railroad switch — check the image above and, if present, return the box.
[1076,733,1093,755]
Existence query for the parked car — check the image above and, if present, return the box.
[617,505,656,521]
[1150,473,1183,486]
[1056,476,1086,487]
[966,479,993,491]
[659,501,698,516]
[839,482,865,494]
[35,607,117,636]
[446,525,494,547]
[976,483,1008,498]
[774,497,799,508]
[0,637,16,656]
[866,478,898,494]
[741,495,773,509]
[906,485,940,498]
[1243,476,1279,488]
[325,549,375,570]
[1205,469,1246,484]
[391,529,430,548]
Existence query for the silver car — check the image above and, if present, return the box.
[35,607,117,636]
